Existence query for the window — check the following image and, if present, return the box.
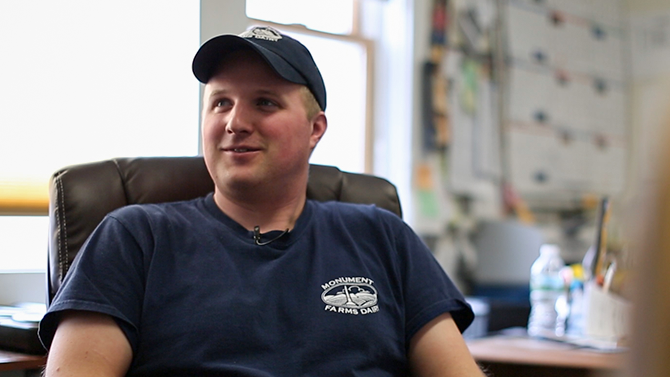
[0,216,48,273]
[246,0,415,223]
[0,1,200,272]
[246,0,372,174]
[246,0,356,35]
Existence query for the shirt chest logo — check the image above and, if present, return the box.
[320,277,379,315]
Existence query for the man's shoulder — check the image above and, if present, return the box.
[107,195,209,224]
[308,200,403,229]
[310,199,392,216]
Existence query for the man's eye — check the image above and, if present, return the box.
[257,99,277,107]
[215,99,230,107]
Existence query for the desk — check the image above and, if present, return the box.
[0,350,45,373]
[467,335,626,377]
[0,336,627,375]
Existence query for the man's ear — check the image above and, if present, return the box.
[309,112,328,150]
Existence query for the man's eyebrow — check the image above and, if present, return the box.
[205,87,288,100]
[254,89,283,97]
[206,88,229,98]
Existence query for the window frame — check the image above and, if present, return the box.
[246,15,375,174]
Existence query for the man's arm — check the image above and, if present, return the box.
[408,312,486,377]
[44,310,133,377]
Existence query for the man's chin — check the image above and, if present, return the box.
[223,174,263,190]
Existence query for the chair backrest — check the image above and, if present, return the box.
[47,156,402,304]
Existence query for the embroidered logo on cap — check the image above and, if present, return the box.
[239,26,282,42]
[321,276,379,316]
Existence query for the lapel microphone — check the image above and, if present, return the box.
[253,226,289,246]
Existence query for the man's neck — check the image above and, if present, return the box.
[212,187,307,232]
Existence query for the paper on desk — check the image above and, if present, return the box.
[0,303,45,323]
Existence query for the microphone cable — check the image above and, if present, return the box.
[253,226,289,246]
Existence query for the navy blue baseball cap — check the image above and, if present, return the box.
[192,26,327,111]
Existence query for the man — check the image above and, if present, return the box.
[39,26,484,376]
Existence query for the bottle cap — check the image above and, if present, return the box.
[540,244,560,255]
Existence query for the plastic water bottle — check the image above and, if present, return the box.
[566,278,584,336]
[527,244,567,338]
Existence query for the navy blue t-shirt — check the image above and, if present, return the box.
[39,194,473,376]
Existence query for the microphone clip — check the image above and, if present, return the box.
[253,225,289,246]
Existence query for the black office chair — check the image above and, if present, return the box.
[47,156,402,305]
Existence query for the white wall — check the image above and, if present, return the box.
[623,0,670,242]
[361,0,416,223]
[626,0,670,187]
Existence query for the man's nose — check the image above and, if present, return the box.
[226,104,254,135]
